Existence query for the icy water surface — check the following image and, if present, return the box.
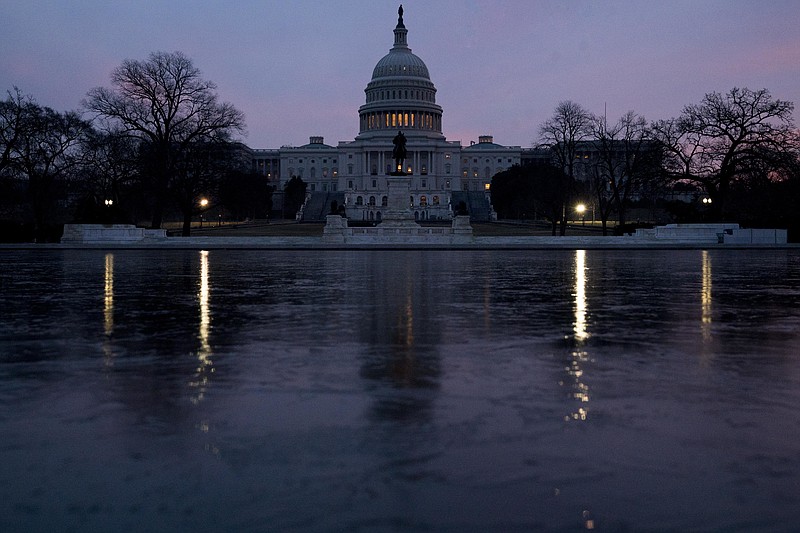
[1,249,800,532]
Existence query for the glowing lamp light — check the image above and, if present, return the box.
[575,203,586,214]
[199,198,209,207]
[104,199,113,206]
[702,197,713,204]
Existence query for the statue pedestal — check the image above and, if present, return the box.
[381,173,418,227]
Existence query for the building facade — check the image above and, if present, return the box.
[249,7,521,221]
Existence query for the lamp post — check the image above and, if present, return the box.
[576,203,587,226]
[199,198,209,228]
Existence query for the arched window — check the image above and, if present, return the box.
[433,195,440,205]
[356,196,363,206]
[369,196,376,206]
[485,167,491,179]
[420,195,428,207]
[381,196,388,207]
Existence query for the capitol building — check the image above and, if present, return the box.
[249,6,522,222]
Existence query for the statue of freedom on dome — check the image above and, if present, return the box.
[398,5,404,25]
[392,130,407,173]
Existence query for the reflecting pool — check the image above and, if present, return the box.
[1,249,800,531]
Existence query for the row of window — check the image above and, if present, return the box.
[361,111,441,131]
[365,87,435,103]
[463,157,515,164]
[347,179,452,190]
[462,167,501,179]
[288,158,337,165]
[287,167,338,179]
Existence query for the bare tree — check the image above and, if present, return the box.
[76,129,142,222]
[1,88,34,178]
[651,87,796,219]
[592,111,660,231]
[11,104,91,240]
[84,51,245,232]
[538,101,594,235]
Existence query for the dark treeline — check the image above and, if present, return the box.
[492,88,800,238]
[1,51,273,242]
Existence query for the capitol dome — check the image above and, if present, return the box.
[357,6,443,139]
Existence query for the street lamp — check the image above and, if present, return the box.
[104,199,113,207]
[702,197,712,205]
[575,203,587,226]
[199,198,209,228]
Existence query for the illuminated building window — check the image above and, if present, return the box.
[433,195,440,205]
[420,195,427,206]
[484,183,491,190]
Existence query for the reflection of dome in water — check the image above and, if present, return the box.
[358,7,443,138]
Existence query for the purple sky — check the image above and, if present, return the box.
[3,1,799,149]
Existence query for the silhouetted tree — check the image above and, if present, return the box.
[491,164,537,219]
[283,176,307,218]
[6,99,91,240]
[219,170,274,220]
[651,87,796,220]
[84,51,245,229]
[492,163,569,235]
[592,110,663,232]
[1,88,32,179]
[76,128,141,223]
[538,101,595,234]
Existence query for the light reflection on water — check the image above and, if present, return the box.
[1,248,800,532]
[103,252,114,365]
